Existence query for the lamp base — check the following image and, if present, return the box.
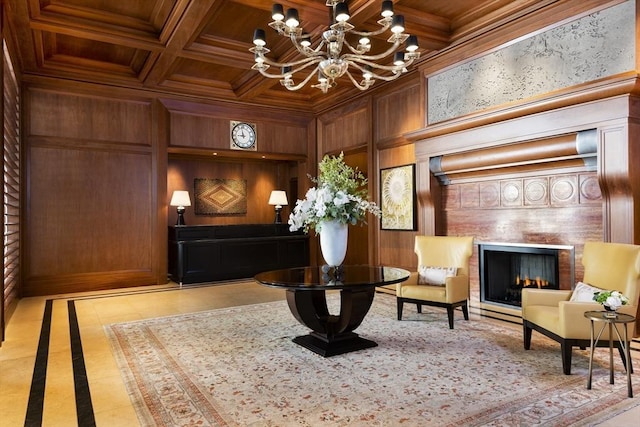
[274,207,283,224]
[176,206,186,226]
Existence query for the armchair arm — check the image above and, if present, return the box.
[445,274,469,303]
[521,288,571,319]
[396,271,419,295]
[558,302,638,338]
[522,288,571,307]
[404,271,419,286]
[557,301,608,338]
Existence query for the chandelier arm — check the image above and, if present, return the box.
[347,58,409,78]
[348,21,392,38]
[255,58,322,79]
[255,66,291,79]
[282,67,320,91]
[260,55,321,69]
[341,41,402,63]
[342,40,369,55]
[289,33,327,57]
[333,17,391,38]
[344,69,373,91]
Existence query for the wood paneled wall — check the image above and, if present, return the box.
[24,87,160,295]
[22,84,314,296]
[317,97,371,155]
[375,78,422,270]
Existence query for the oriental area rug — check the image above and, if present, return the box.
[105,293,639,426]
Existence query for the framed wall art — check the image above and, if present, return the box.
[194,178,247,215]
[380,164,417,231]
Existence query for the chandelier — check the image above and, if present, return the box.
[250,1,420,93]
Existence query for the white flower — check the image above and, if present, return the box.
[605,296,622,310]
[333,191,349,206]
[287,153,381,233]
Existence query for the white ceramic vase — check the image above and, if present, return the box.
[318,220,348,267]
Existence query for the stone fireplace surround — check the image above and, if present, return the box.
[407,88,640,327]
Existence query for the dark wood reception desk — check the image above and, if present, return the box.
[168,224,309,285]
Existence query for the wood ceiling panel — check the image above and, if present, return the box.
[42,0,173,25]
[171,57,244,83]
[52,33,141,67]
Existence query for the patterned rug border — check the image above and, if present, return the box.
[105,295,639,426]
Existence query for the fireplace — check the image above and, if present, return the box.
[479,243,575,308]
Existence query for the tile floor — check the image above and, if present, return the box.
[1,281,639,426]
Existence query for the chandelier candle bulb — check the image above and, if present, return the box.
[394,51,405,66]
[335,3,350,22]
[391,15,405,34]
[271,4,284,21]
[406,35,418,52]
[253,29,266,46]
[285,8,299,28]
[381,0,394,17]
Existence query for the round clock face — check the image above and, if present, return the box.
[231,122,256,149]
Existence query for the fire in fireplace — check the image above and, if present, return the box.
[479,243,574,308]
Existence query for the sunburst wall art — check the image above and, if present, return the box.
[194,178,247,215]
[380,164,416,230]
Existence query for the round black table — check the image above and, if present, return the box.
[255,265,410,357]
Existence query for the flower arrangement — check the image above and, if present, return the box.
[288,152,381,233]
[593,290,629,310]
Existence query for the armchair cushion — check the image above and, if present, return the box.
[418,266,457,285]
[568,281,604,303]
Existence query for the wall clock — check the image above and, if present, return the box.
[230,121,257,151]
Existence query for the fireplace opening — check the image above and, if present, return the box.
[479,243,573,308]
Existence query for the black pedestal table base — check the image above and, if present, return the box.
[286,288,376,357]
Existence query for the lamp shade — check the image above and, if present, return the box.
[268,190,288,207]
[170,190,191,207]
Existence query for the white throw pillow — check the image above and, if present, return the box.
[569,281,604,303]
[418,266,457,286]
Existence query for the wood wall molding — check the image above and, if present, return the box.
[374,76,423,148]
[317,97,372,156]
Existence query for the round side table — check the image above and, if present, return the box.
[584,310,635,398]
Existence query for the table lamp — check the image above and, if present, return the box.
[170,190,191,225]
[268,190,288,223]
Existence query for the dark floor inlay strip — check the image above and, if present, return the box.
[24,299,53,427]
[68,300,96,427]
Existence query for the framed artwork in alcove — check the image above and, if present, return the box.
[380,164,417,231]
[194,178,247,215]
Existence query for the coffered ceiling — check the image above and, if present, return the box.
[6,0,555,112]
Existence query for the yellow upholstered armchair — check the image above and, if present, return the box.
[397,236,475,329]
[522,241,640,375]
